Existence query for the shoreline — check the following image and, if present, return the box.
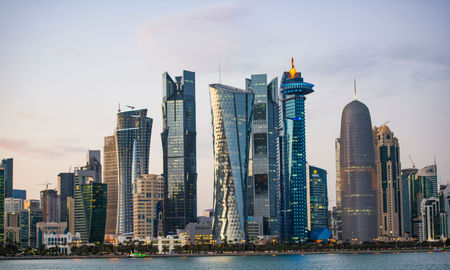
[1,249,446,260]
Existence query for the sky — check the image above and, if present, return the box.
[0,0,449,212]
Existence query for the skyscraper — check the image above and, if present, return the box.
[103,135,118,241]
[339,94,377,243]
[278,59,315,243]
[401,168,418,236]
[1,158,13,198]
[40,189,59,223]
[334,138,343,240]
[246,74,279,235]
[133,174,165,238]
[418,164,438,198]
[58,172,74,223]
[74,152,107,244]
[307,165,329,230]
[161,70,197,234]
[373,124,402,239]
[13,189,26,200]
[0,168,4,242]
[209,83,254,244]
[116,108,152,235]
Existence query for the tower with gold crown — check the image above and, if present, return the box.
[278,58,315,243]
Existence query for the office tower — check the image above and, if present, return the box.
[58,172,74,223]
[5,198,23,212]
[87,150,102,183]
[407,164,438,239]
[334,138,343,240]
[20,207,43,248]
[401,168,418,236]
[116,108,152,235]
[40,189,59,223]
[439,185,450,238]
[74,152,107,244]
[0,168,4,242]
[67,196,75,234]
[13,189,26,200]
[246,74,279,235]
[4,212,20,243]
[103,135,118,241]
[420,197,440,241]
[161,70,197,235]
[418,164,438,198]
[339,93,377,243]
[307,165,329,230]
[278,59,314,243]
[24,199,40,210]
[133,174,165,238]
[373,124,402,239]
[1,158,13,198]
[209,83,254,244]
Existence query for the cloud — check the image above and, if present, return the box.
[0,137,86,158]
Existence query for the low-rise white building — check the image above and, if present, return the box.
[43,232,80,255]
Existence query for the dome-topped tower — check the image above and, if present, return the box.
[339,99,377,243]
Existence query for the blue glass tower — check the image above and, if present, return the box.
[278,58,314,243]
[209,84,254,244]
[161,70,197,235]
[308,165,329,230]
[116,109,152,235]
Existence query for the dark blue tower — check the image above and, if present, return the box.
[278,58,314,243]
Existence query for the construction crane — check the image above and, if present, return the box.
[409,154,416,169]
[381,120,390,126]
[126,105,135,110]
[36,181,52,190]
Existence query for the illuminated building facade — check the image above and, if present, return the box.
[307,165,329,230]
[373,124,402,239]
[116,109,152,234]
[161,71,197,235]
[210,83,254,243]
[246,74,279,235]
[278,59,314,243]
[339,98,377,243]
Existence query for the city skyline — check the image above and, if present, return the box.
[1,0,449,215]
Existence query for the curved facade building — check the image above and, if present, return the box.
[209,84,254,244]
[278,59,314,243]
[116,109,152,235]
[339,100,377,242]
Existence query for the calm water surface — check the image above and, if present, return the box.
[1,252,449,270]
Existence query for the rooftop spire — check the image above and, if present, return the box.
[353,79,357,100]
[289,57,296,78]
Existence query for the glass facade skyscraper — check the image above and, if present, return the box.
[1,158,13,198]
[58,172,74,223]
[401,168,417,236]
[209,83,254,244]
[307,165,329,230]
[339,99,377,243]
[0,168,4,242]
[278,59,314,243]
[74,154,107,244]
[161,71,197,234]
[116,109,152,234]
[246,74,279,235]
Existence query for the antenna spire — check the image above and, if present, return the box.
[118,103,121,112]
[353,79,357,100]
